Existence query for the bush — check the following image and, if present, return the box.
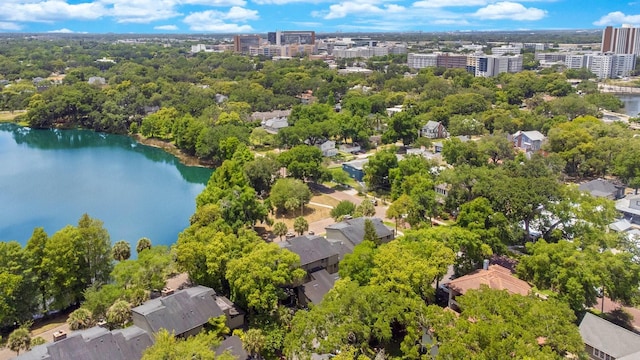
[67,308,94,330]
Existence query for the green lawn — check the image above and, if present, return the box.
[0,110,26,122]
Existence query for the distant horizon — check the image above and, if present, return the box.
[0,0,638,35]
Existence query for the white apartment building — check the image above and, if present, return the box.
[472,54,522,77]
[407,53,438,69]
[491,46,521,56]
[564,52,636,79]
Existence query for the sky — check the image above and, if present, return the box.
[0,0,639,34]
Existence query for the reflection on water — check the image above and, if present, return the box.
[617,94,640,117]
[0,123,213,251]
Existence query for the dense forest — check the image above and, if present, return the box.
[1,35,639,359]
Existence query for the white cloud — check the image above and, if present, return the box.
[183,7,258,32]
[431,19,471,25]
[413,0,489,8]
[324,2,406,20]
[0,22,22,31]
[48,28,74,32]
[100,0,181,23]
[154,24,179,30]
[473,1,546,20]
[180,0,246,5]
[594,11,640,26]
[0,1,106,22]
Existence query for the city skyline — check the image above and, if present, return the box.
[0,1,639,34]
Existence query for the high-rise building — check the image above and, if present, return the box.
[564,52,636,79]
[407,53,438,69]
[602,25,640,55]
[234,35,262,54]
[267,31,315,45]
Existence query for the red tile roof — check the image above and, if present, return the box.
[447,265,532,296]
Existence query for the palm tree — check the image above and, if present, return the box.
[7,327,31,356]
[272,222,288,241]
[293,217,309,236]
[67,308,94,330]
[112,240,131,261]
[106,300,131,329]
[241,328,266,359]
[136,237,152,254]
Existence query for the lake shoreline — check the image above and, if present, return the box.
[132,134,214,169]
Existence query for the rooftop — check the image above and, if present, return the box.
[446,265,532,296]
[280,235,339,267]
[579,312,640,359]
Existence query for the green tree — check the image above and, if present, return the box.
[112,240,131,261]
[339,241,377,286]
[142,329,222,360]
[67,308,94,330]
[362,219,378,244]
[272,222,288,240]
[428,288,585,359]
[77,213,113,286]
[112,246,172,291]
[106,299,131,329]
[364,148,398,192]
[278,145,325,182]
[238,328,267,359]
[356,199,376,217]
[269,178,312,215]
[24,227,49,313]
[7,327,31,356]
[136,237,152,254]
[330,200,357,220]
[293,216,309,235]
[244,155,280,196]
[226,242,305,313]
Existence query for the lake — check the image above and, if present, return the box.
[0,123,212,250]
[617,94,640,117]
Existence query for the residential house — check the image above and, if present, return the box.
[280,235,340,275]
[131,285,224,338]
[342,158,368,182]
[420,121,449,139]
[615,195,640,224]
[386,105,403,117]
[215,336,249,360]
[325,217,394,255]
[579,179,626,200]
[443,264,532,311]
[339,143,361,154]
[297,90,316,104]
[301,269,340,305]
[250,109,291,122]
[14,325,153,360]
[262,117,289,134]
[16,285,243,360]
[318,140,338,157]
[511,130,545,152]
[579,312,640,360]
[87,76,106,86]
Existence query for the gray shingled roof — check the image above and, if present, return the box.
[302,269,340,304]
[579,312,640,359]
[14,326,153,360]
[579,179,623,198]
[132,285,223,335]
[215,336,248,360]
[325,217,393,248]
[280,235,339,267]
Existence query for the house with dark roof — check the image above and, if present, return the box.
[215,335,249,360]
[511,130,545,152]
[280,235,340,274]
[579,312,640,360]
[443,264,532,311]
[420,121,449,139]
[325,217,394,255]
[301,269,340,305]
[131,285,224,338]
[342,158,368,182]
[579,179,625,200]
[14,326,153,360]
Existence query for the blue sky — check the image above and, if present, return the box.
[0,0,638,34]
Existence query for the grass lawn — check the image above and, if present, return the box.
[310,194,340,208]
[0,111,25,122]
[266,204,332,231]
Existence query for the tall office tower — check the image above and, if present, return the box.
[233,35,262,54]
[268,31,315,46]
[602,25,640,55]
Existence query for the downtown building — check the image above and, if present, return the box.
[233,34,262,54]
[267,30,315,45]
[564,52,636,79]
[602,25,640,55]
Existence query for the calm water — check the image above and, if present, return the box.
[618,94,640,117]
[0,123,212,249]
